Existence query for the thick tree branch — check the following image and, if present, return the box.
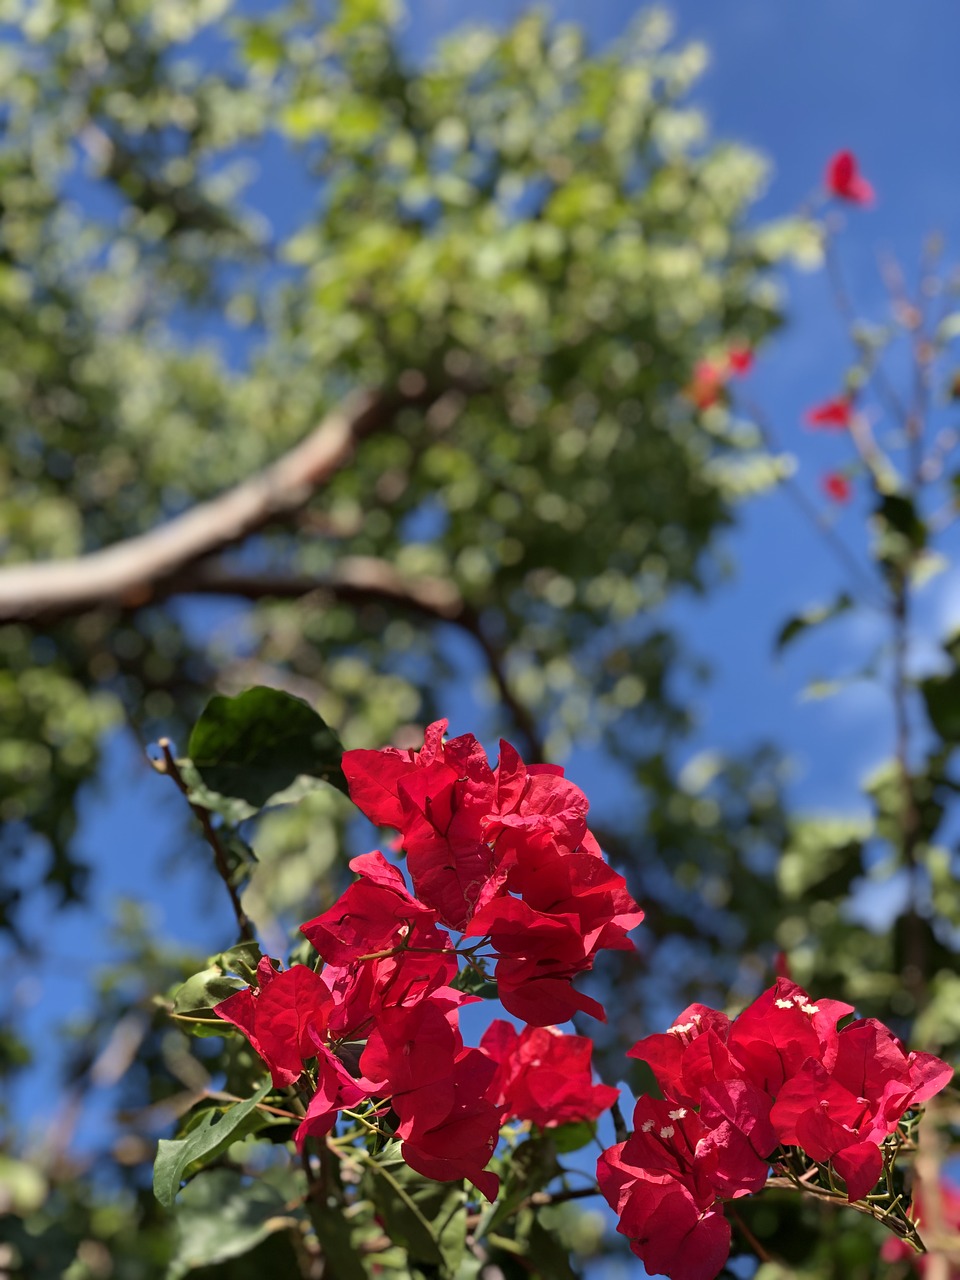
[0,381,432,622]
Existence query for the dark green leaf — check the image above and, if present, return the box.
[364,1155,466,1273]
[628,1057,665,1101]
[187,687,347,807]
[450,966,498,999]
[775,592,853,653]
[544,1120,596,1154]
[154,1079,272,1207]
[475,1137,561,1240]
[309,1203,370,1280]
[167,1168,296,1279]
[171,964,246,1035]
[922,670,960,743]
[217,941,265,983]
[526,1217,580,1280]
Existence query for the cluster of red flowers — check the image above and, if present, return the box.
[598,979,952,1280]
[215,721,642,1199]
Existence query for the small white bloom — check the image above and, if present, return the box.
[801,1003,820,1015]
[659,1125,675,1140]
[667,1108,688,1121]
[641,1120,655,1133]
[775,998,794,1009]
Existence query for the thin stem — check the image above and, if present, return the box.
[152,739,255,942]
[824,230,910,427]
[749,401,883,604]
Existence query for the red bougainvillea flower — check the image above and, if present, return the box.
[462,895,606,1025]
[605,980,953,1276]
[805,396,853,429]
[341,722,642,1022]
[359,998,501,1199]
[300,851,440,965]
[686,359,726,410]
[481,1021,619,1129]
[684,347,754,410]
[598,1118,732,1280]
[822,471,851,503]
[727,346,754,376]
[214,956,333,1087]
[826,150,875,205]
[293,1041,374,1150]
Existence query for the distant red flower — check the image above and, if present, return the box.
[727,347,754,376]
[686,359,726,410]
[826,151,875,205]
[685,347,754,409]
[822,472,851,503]
[805,396,853,430]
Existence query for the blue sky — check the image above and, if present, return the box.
[11,0,960,1152]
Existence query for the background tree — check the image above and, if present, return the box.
[1,2,957,1278]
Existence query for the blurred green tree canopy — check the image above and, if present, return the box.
[0,0,800,946]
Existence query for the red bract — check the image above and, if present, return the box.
[342,721,498,929]
[300,851,440,964]
[598,1115,733,1280]
[686,359,726,410]
[463,895,606,1024]
[293,1042,374,1150]
[725,979,853,1095]
[822,471,851,503]
[214,957,332,1087]
[340,722,641,1022]
[398,1046,501,1202]
[506,847,644,955]
[481,1021,619,1129]
[826,150,875,205]
[360,998,500,1200]
[768,1016,953,1199]
[805,396,853,429]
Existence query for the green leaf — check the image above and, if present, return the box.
[525,1217,580,1280]
[364,1154,466,1273]
[545,1120,596,1154]
[167,1168,297,1279]
[475,1137,561,1240]
[217,940,265,983]
[775,592,853,653]
[922,670,960,743]
[309,1205,370,1280]
[450,966,498,999]
[170,964,246,1035]
[154,1079,272,1208]
[628,1058,665,1101]
[873,492,927,568]
[187,686,347,808]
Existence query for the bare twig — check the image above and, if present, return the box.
[152,738,255,942]
[748,401,882,604]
